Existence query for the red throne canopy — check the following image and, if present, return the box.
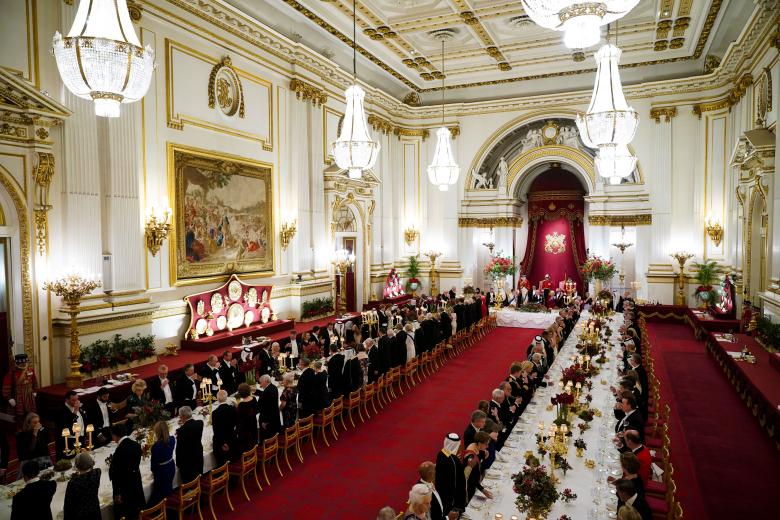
[519,167,587,294]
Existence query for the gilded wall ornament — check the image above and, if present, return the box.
[588,214,652,226]
[207,57,245,118]
[289,78,328,106]
[649,106,678,123]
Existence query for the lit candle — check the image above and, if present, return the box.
[86,424,94,449]
[62,428,70,452]
[575,382,582,390]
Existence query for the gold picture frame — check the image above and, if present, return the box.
[167,143,275,286]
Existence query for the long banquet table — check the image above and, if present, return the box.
[493,309,558,329]
[465,312,625,519]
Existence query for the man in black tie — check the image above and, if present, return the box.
[366,338,382,383]
[615,478,652,520]
[148,364,176,415]
[463,410,486,448]
[297,358,318,418]
[56,391,88,459]
[219,351,239,395]
[174,364,199,410]
[109,424,144,520]
[211,390,237,466]
[257,374,281,440]
[614,393,645,448]
[199,355,223,394]
[326,347,346,398]
[10,460,56,520]
[175,406,204,483]
[286,330,301,367]
[88,388,117,447]
[418,461,445,520]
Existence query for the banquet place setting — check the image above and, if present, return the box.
[0,0,779,519]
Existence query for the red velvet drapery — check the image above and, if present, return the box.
[519,169,587,295]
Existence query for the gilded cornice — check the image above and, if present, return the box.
[588,214,652,226]
[649,106,678,123]
[290,78,328,106]
[367,114,435,140]
[458,216,523,228]
[692,72,753,117]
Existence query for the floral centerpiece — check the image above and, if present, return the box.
[561,365,588,386]
[135,400,171,429]
[560,488,578,503]
[581,255,616,282]
[574,438,587,457]
[484,252,518,279]
[240,357,257,386]
[512,464,560,519]
[551,392,574,426]
[303,344,323,361]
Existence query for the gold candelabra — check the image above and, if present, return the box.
[61,422,94,457]
[482,241,495,255]
[705,217,724,247]
[403,226,419,246]
[670,251,694,306]
[333,249,355,314]
[199,377,220,424]
[612,226,634,289]
[280,220,297,250]
[536,421,569,480]
[144,205,172,256]
[424,250,441,296]
[43,272,101,389]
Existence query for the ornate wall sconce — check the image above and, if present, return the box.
[280,220,297,250]
[404,227,419,246]
[145,205,172,256]
[705,217,724,247]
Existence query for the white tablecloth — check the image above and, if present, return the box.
[465,312,626,520]
[494,309,558,329]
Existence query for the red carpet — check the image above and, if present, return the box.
[646,322,780,520]
[220,327,540,519]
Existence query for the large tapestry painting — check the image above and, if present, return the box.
[169,144,274,285]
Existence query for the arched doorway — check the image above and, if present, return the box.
[518,166,587,297]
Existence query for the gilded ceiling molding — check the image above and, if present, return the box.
[289,78,328,106]
[588,215,652,226]
[127,0,142,21]
[367,114,394,134]
[692,73,753,117]
[394,127,429,140]
[458,217,523,228]
[649,106,678,123]
[367,114,434,140]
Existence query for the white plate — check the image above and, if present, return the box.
[216,315,227,331]
[261,307,271,323]
[195,318,207,335]
[227,303,244,329]
[228,280,242,301]
[244,310,254,327]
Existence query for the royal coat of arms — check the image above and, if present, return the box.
[544,231,566,255]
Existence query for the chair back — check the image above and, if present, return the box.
[297,415,314,439]
[140,498,167,520]
[331,396,344,414]
[238,446,258,471]
[262,434,279,461]
[347,389,362,407]
[283,424,298,447]
[363,382,375,400]
[206,462,230,492]
[174,475,202,508]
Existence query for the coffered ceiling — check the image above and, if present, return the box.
[224,0,753,104]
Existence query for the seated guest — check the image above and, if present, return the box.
[11,461,56,520]
[462,431,493,502]
[617,505,643,520]
[88,388,117,446]
[463,410,487,448]
[623,430,651,484]
[235,383,258,454]
[257,375,281,439]
[489,388,511,438]
[174,364,199,410]
[614,393,645,446]
[279,372,298,429]
[63,452,101,520]
[125,379,149,428]
[109,424,144,520]
[286,330,301,367]
[615,479,652,520]
[220,351,239,394]
[376,506,396,520]
[175,406,204,483]
[15,412,52,477]
[212,390,237,465]
[417,461,444,520]
[404,483,433,520]
[148,364,176,415]
[436,433,466,518]
[609,451,645,497]
[149,420,176,507]
[56,391,88,460]
[200,355,224,393]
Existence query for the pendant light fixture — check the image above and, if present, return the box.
[52,0,155,118]
[521,0,640,49]
[331,0,380,180]
[576,22,638,183]
[427,37,459,192]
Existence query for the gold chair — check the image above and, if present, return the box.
[331,395,347,431]
[296,415,317,460]
[374,373,388,408]
[140,498,167,520]
[388,366,402,397]
[166,475,203,520]
[419,351,432,378]
[228,446,262,501]
[362,382,379,417]
[400,358,419,391]
[282,423,300,470]
[201,462,233,520]
[259,433,283,486]
[344,389,364,427]
[313,404,338,446]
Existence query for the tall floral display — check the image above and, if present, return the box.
[580,255,616,294]
[485,252,517,307]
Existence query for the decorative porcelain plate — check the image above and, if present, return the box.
[244,310,254,327]
[260,307,271,324]
[227,303,244,329]
[216,315,227,331]
[196,299,205,316]
[195,318,208,335]
[228,280,242,302]
[246,287,258,307]
[205,326,214,337]
[261,290,268,302]
[211,293,224,314]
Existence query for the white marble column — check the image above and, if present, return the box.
[650,116,673,263]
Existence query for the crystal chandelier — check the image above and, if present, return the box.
[576,43,638,148]
[521,1,639,49]
[595,144,636,184]
[331,0,380,179]
[52,0,155,118]
[427,38,459,191]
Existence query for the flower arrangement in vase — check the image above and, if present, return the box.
[484,251,518,279]
[551,392,574,426]
[512,464,560,519]
[573,438,587,457]
[303,344,323,361]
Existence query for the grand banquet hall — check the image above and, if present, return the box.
[0,0,778,519]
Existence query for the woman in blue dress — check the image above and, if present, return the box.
[148,420,176,507]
